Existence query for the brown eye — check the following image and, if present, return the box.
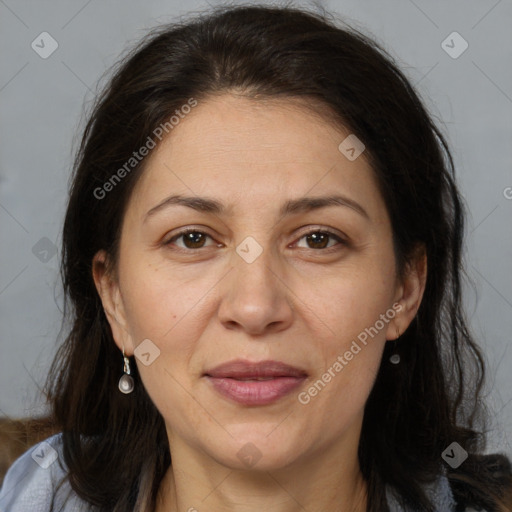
[163,228,346,253]
[164,230,215,250]
[295,230,345,250]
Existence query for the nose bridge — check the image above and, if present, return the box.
[217,233,293,333]
[232,233,281,299]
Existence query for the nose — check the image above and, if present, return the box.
[217,245,294,337]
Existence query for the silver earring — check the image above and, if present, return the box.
[118,346,134,394]
[389,326,401,365]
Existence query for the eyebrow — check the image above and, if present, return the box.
[144,193,370,222]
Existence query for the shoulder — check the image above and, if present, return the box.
[0,432,93,512]
[386,472,492,512]
[447,452,512,512]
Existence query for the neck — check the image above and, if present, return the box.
[155,428,367,512]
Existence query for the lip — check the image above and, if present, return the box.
[203,359,308,406]
[204,359,308,379]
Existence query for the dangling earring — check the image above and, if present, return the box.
[118,345,134,394]
[389,326,401,365]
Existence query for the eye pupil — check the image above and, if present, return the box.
[184,231,206,248]
[307,232,329,249]
[168,229,342,252]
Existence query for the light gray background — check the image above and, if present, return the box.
[1,0,511,456]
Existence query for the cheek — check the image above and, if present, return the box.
[117,255,216,398]
[301,257,396,346]
[297,252,395,403]
[118,231,397,353]
[297,300,389,438]
[119,255,203,340]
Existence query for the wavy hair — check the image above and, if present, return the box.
[40,4,512,511]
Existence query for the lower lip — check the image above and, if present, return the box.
[205,376,306,405]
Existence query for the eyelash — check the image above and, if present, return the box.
[163,228,347,253]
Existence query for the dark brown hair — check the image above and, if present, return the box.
[37,4,512,511]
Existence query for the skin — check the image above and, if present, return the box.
[93,93,427,512]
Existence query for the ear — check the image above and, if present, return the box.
[92,249,134,355]
[386,243,427,340]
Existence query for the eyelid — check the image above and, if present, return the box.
[290,227,347,252]
[293,225,347,242]
[163,226,218,247]
[163,226,348,251]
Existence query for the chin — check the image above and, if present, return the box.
[208,434,302,472]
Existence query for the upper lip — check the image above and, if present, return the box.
[204,359,308,379]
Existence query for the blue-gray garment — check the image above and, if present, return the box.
[0,433,480,512]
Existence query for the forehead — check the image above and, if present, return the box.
[127,94,385,221]
[155,94,351,163]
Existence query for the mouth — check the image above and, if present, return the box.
[203,359,308,406]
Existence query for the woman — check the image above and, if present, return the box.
[0,4,510,512]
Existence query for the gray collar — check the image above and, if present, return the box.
[386,473,456,511]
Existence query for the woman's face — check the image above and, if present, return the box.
[94,94,425,471]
